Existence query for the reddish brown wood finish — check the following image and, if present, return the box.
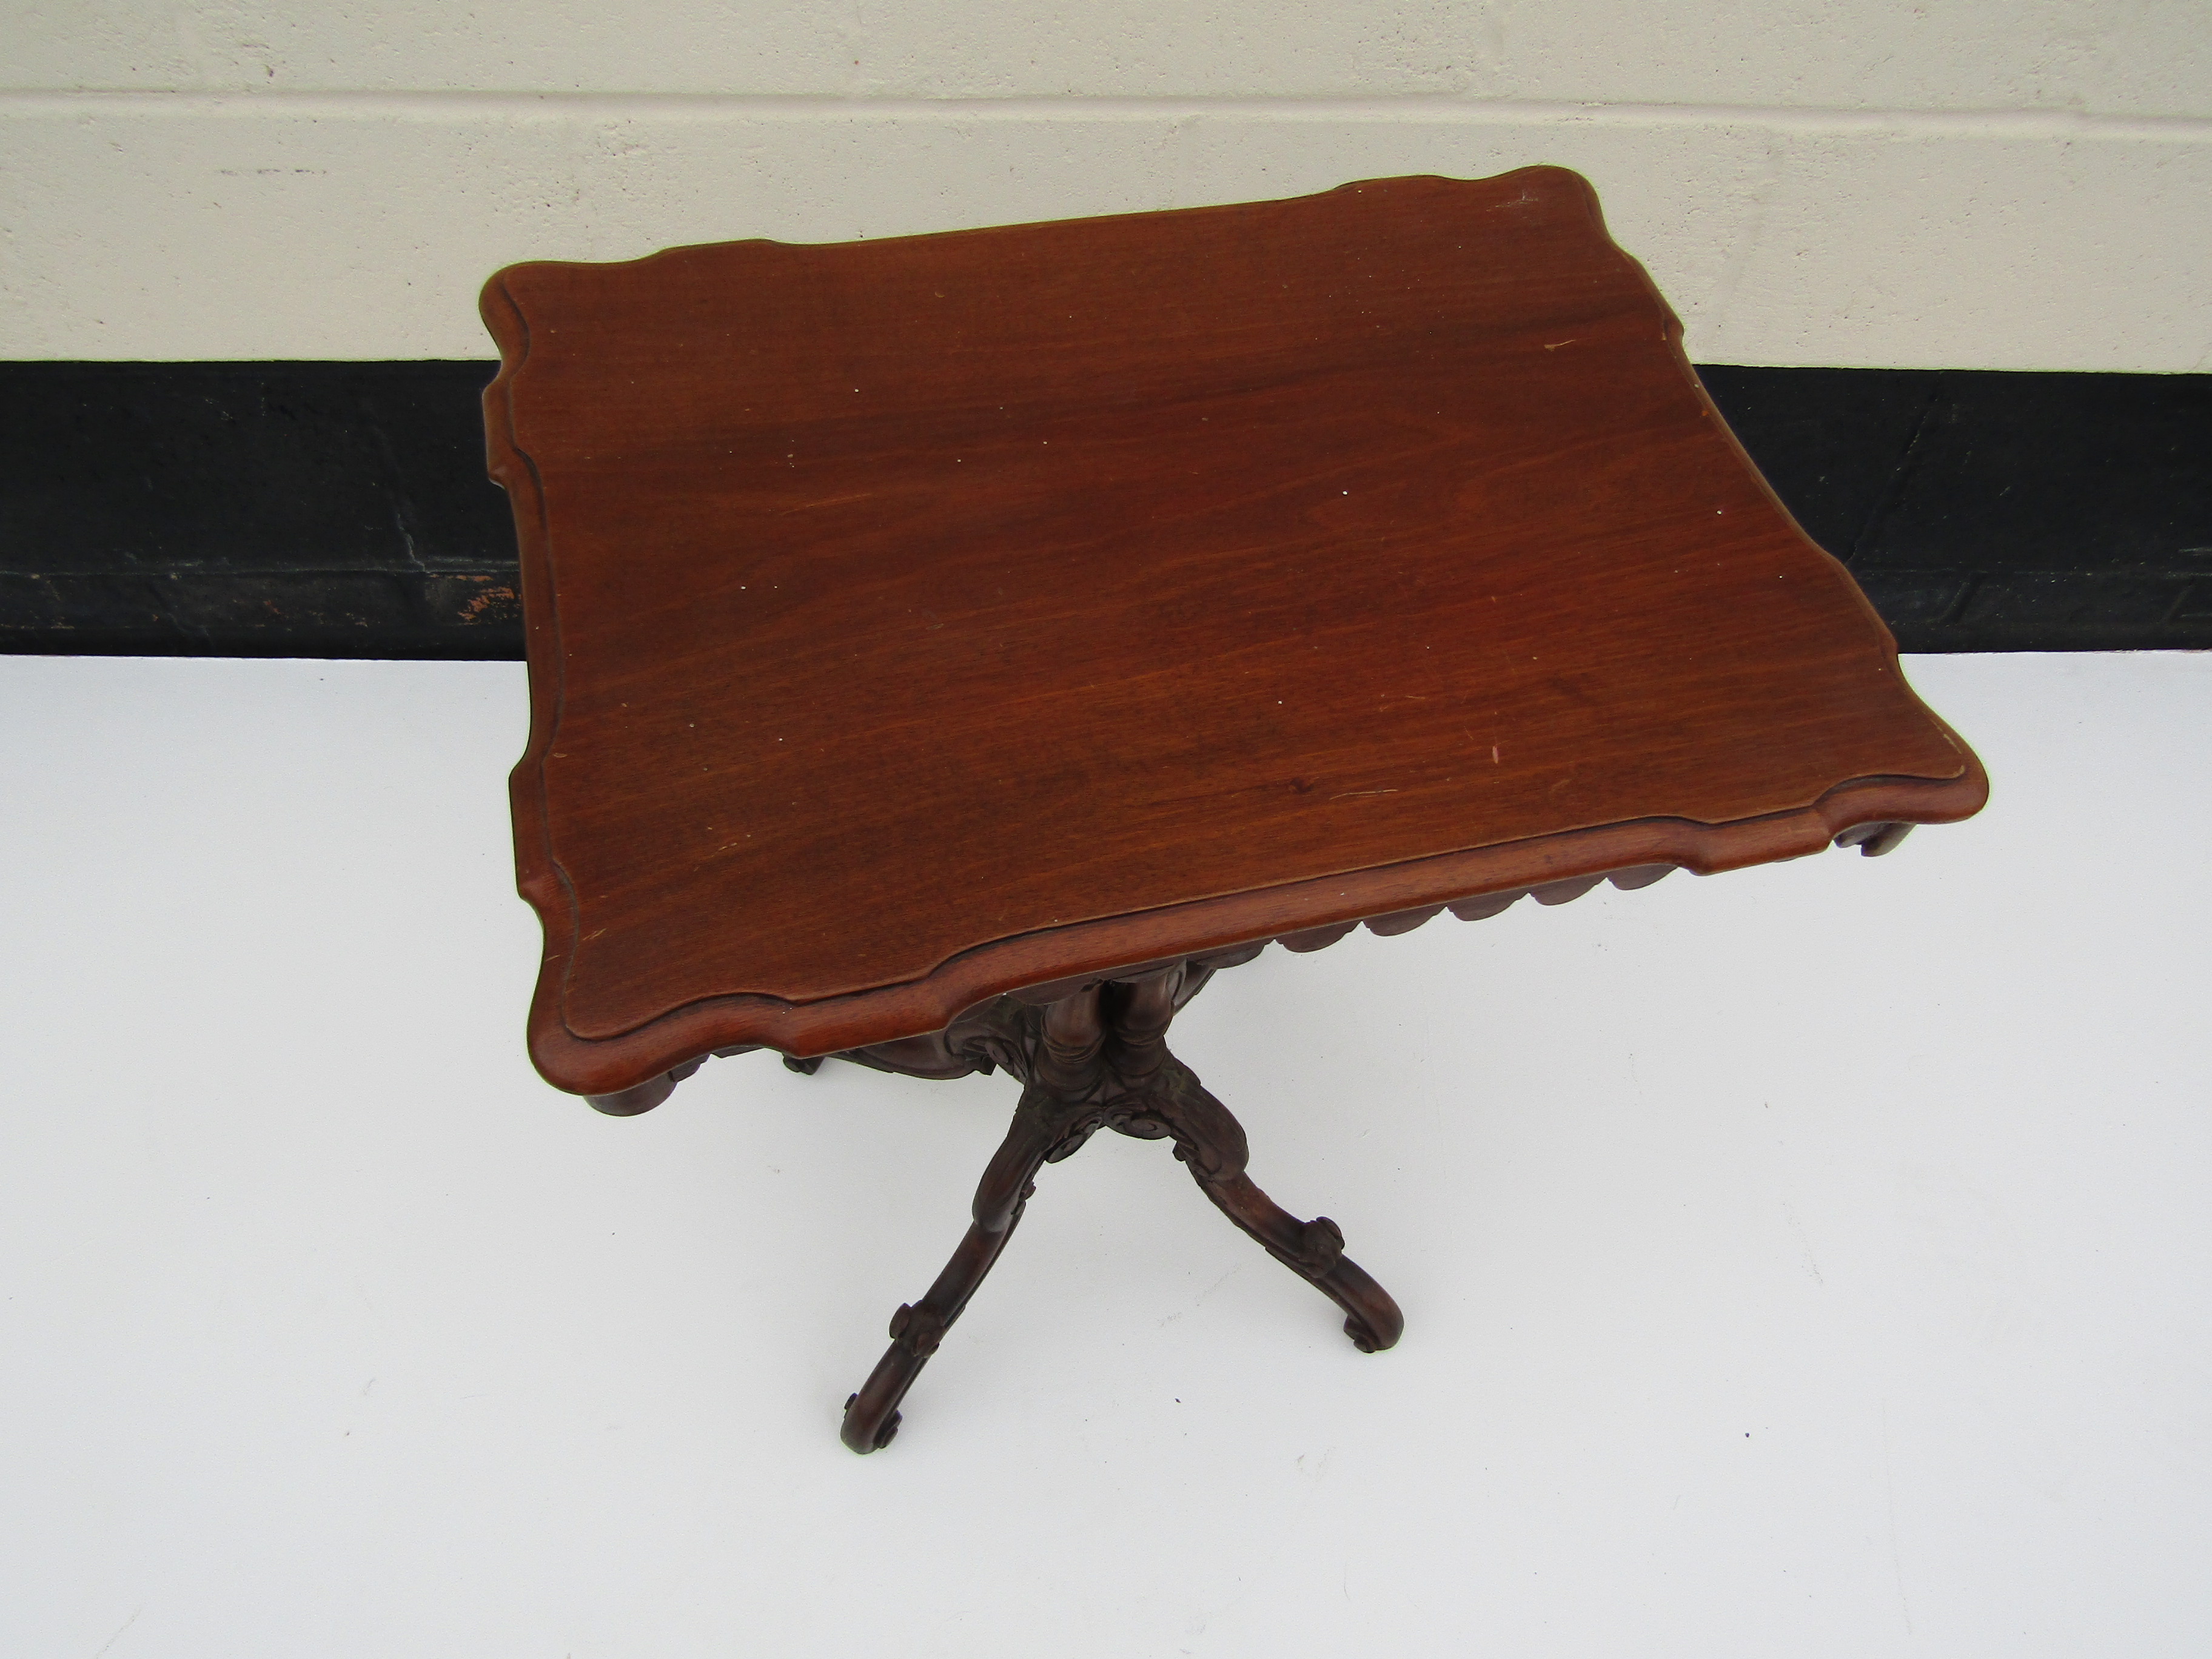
[482,167,1985,1098]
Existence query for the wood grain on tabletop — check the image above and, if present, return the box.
[481,166,1983,1091]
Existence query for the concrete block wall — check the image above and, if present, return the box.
[4,1,2208,368]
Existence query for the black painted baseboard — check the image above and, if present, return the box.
[2,361,2206,658]
[1695,366,2211,653]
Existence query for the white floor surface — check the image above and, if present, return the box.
[2,651,2208,1657]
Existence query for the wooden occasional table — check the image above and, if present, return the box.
[481,167,1986,1453]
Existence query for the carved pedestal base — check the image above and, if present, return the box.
[830,959,1402,1454]
[583,948,1404,1453]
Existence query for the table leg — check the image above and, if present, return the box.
[1183,1166,1404,1354]
[1104,972,1403,1355]
[837,1192,1036,1453]
[839,990,1110,1453]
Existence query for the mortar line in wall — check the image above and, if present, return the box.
[0,89,2206,141]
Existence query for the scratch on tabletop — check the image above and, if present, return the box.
[1883,1398,1915,1634]
[783,492,876,512]
[94,1607,143,1658]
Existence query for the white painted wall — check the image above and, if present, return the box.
[2,2,2207,366]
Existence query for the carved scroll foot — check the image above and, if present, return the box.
[840,1196,1034,1453]
[1133,1059,1404,1356]
[1188,1168,1404,1352]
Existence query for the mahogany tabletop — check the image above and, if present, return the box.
[482,167,1985,1096]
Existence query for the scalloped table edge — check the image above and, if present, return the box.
[518,756,1985,1095]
